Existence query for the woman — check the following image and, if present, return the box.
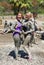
[12,12,23,60]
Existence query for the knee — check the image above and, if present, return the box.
[14,35,20,40]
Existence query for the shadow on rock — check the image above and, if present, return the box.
[41,33,44,40]
[9,50,28,59]
[9,50,16,59]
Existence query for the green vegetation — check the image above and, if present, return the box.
[0,0,44,15]
[0,6,5,15]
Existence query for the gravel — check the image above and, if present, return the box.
[0,34,44,65]
[0,43,44,65]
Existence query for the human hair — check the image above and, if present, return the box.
[16,12,24,19]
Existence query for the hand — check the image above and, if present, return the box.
[38,28,42,31]
[22,30,24,34]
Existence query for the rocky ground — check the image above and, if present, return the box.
[0,15,44,65]
[0,33,44,65]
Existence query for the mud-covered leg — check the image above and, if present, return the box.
[22,34,32,60]
[13,34,21,60]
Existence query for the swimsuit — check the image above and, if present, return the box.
[13,21,22,36]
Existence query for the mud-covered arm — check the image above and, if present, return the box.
[23,21,35,34]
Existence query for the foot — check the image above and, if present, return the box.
[27,55,32,61]
[15,55,21,61]
[34,42,38,45]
